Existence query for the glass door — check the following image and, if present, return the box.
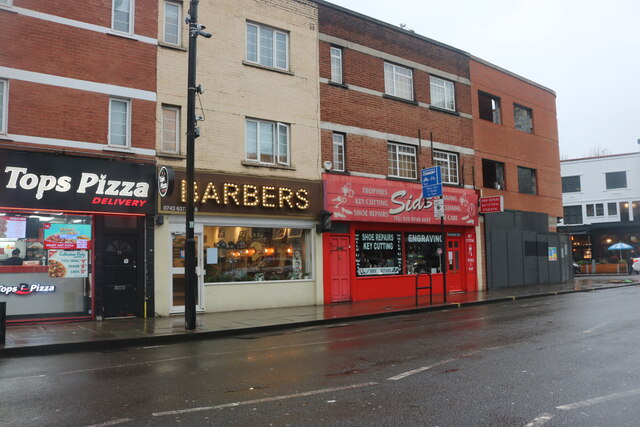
[171,233,204,313]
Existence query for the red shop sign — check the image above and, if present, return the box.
[479,196,504,213]
[323,174,478,226]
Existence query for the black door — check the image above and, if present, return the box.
[103,236,137,317]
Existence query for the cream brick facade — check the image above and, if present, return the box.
[154,0,322,316]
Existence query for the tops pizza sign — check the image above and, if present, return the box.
[323,174,479,226]
[0,150,156,215]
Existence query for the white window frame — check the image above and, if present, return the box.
[246,22,289,70]
[163,0,182,46]
[245,119,290,166]
[332,133,345,172]
[384,62,413,101]
[433,150,459,185]
[108,98,131,148]
[161,105,180,154]
[388,142,417,179]
[430,76,456,111]
[0,79,7,135]
[330,46,343,84]
[112,0,135,34]
[0,0,13,8]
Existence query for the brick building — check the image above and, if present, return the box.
[0,0,158,322]
[470,58,570,289]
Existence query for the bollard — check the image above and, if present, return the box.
[0,301,5,344]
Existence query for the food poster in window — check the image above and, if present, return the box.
[43,223,92,249]
[0,216,26,238]
[48,250,89,278]
[355,231,402,276]
[465,231,476,273]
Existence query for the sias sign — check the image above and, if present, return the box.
[0,150,156,215]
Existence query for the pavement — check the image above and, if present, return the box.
[1,275,639,357]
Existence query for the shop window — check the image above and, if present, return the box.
[514,104,533,133]
[388,142,417,179]
[354,231,402,276]
[517,166,536,195]
[563,205,582,224]
[112,0,133,33]
[430,76,455,111]
[433,150,459,185]
[384,62,413,101]
[605,171,627,189]
[620,202,630,222]
[330,46,343,84]
[202,226,311,282]
[246,22,289,70]
[562,175,581,193]
[405,233,443,274]
[163,1,181,46]
[478,91,501,124]
[0,211,93,318]
[482,158,505,190]
[633,201,640,221]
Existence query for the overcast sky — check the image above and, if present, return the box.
[328,0,640,159]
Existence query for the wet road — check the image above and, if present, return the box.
[2,286,640,426]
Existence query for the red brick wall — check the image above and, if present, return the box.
[470,59,562,219]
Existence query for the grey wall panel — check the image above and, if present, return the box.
[488,230,510,289]
[548,234,561,283]
[507,231,525,287]
[537,234,550,284]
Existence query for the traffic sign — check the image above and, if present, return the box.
[433,197,444,218]
[421,166,443,199]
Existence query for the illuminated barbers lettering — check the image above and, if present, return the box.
[262,186,276,208]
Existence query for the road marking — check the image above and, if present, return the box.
[0,374,46,382]
[523,413,553,426]
[556,388,640,411]
[387,358,458,381]
[85,418,133,427]
[582,322,609,334]
[152,382,378,417]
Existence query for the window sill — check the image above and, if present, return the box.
[241,160,296,171]
[107,31,138,41]
[242,61,294,76]
[328,81,348,89]
[386,176,419,183]
[158,41,187,51]
[383,94,418,106]
[429,105,460,116]
[103,145,134,154]
[325,170,350,175]
[0,5,16,13]
[157,152,185,160]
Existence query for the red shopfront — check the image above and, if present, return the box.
[322,174,479,303]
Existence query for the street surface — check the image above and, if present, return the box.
[2,286,640,426]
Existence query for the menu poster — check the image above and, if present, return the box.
[48,250,89,278]
[43,224,92,249]
[0,217,27,239]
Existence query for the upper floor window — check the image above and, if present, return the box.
[246,22,288,70]
[433,150,459,185]
[482,159,505,190]
[0,0,12,7]
[430,76,455,111]
[514,104,533,133]
[586,203,604,217]
[332,133,345,172]
[605,171,627,189]
[608,202,618,216]
[112,0,134,34]
[109,98,131,147]
[163,1,181,45]
[384,63,413,101]
[161,106,180,154]
[478,91,501,124]
[388,142,416,179]
[0,79,7,134]
[330,46,343,84]
[562,175,581,193]
[563,205,583,225]
[518,166,537,195]
[245,119,289,166]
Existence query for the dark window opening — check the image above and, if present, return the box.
[517,166,537,195]
[563,205,583,224]
[482,158,505,190]
[514,104,533,133]
[478,91,501,124]
[605,171,627,189]
[562,175,581,193]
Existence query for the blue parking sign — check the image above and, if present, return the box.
[421,166,442,199]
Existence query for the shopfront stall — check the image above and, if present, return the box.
[0,149,155,323]
[322,174,479,303]
[155,170,323,314]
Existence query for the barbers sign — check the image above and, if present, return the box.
[0,150,156,215]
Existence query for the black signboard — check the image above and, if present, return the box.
[354,231,403,276]
[0,150,156,215]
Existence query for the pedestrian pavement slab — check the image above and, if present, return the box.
[1,276,639,357]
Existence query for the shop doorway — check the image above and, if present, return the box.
[171,233,204,313]
[446,236,463,293]
[103,234,138,317]
[329,235,351,302]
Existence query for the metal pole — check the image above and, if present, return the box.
[185,0,200,330]
[441,202,447,303]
